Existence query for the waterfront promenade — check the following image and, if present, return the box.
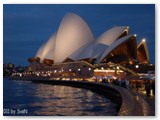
[7,76,155,116]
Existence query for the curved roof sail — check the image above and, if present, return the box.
[54,13,94,63]
[35,42,46,61]
[96,26,129,46]
[34,13,147,65]
[69,41,94,60]
[35,33,56,63]
[71,26,130,60]
[40,33,56,62]
[92,26,129,59]
[137,39,149,63]
[96,34,137,63]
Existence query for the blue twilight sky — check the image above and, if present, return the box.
[3,4,155,66]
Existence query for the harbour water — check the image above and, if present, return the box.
[3,78,117,116]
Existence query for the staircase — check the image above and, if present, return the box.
[115,63,139,76]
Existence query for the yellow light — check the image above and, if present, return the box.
[142,39,146,42]
[101,67,104,70]
[129,61,133,65]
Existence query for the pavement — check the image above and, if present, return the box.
[130,88,155,116]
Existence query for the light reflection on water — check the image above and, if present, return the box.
[3,78,117,116]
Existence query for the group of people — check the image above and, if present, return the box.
[97,76,130,90]
[112,78,130,90]
[135,80,155,97]
[110,78,155,97]
[93,76,155,97]
[145,80,155,96]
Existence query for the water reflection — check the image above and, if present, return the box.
[4,79,117,116]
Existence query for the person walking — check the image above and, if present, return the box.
[145,80,151,97]
[126,79,130,90]
[118,78,121,86]
[151,81,155,95]
[136,81,139,91]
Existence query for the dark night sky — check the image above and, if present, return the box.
[3,4,155,66]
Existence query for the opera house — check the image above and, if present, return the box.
[28,13,150,78]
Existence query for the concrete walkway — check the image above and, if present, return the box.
[130,88,155,116]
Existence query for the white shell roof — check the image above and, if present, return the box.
[70,26,128,60]
[69,41,94,60]
[35,42,46,60]
[35,13,138,64]
[96,34,136,63]
[54,13,94,63]
[138,40,149,62]
[96,26,129,46]
[35,33,56,62]
[92,43,109,58]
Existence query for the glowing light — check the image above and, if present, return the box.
[54,70,57,73]
[101,67,104,70]
[135,65,139,68]
[116,66,119,69]
[134,34,137,37]
[69,69,72,72]
[78,68,81,71]
[129,61,133,65]
[142,38,146,42]
[88,68,91,71]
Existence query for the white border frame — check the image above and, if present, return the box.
[1,1,159,120]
